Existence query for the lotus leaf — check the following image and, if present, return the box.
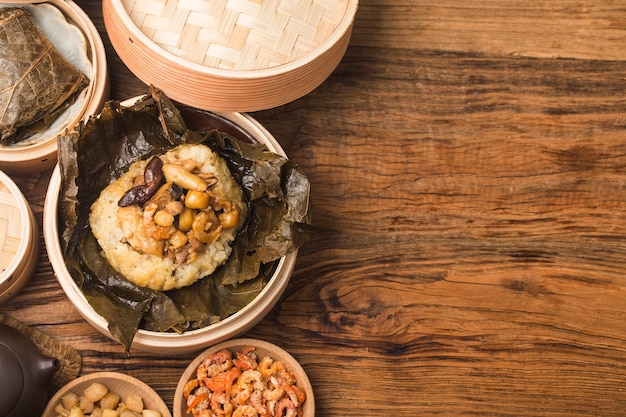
[57,86,310,351]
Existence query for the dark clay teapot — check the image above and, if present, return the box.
[0,323,60,417]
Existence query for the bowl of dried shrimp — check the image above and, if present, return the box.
[174,338,314,417]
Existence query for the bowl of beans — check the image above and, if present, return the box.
[42,371,171,417]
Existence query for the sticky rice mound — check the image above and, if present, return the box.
[89,144,246,291]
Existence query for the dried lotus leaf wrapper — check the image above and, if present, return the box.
[0,7,88,145]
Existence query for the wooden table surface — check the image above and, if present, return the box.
[3,1,626,416]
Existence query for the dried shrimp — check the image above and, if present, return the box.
[184,347,306,417]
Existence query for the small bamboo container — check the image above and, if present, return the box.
[103,0,358,112]
[0,0,109,174]
[0,170,39,303]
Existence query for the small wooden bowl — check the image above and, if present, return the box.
[42,372,172,417]
[43,100,299,354]
[0,0,109,174]
[174,338,314,417]
[103,0,358,112]
[0,170,38,304]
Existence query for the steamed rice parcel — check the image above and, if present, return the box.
[90,144,247,292]
[57,87,310,351]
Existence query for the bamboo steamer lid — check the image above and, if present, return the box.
[103,0,358,112]
[0,170,39,304]
[0,0,109,174]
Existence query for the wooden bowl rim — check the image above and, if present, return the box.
[0,170,34,286]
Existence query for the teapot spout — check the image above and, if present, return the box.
[36,355,61,380]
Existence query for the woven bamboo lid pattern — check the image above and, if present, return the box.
[0,170,38,303]
[0,176,26,275]
[125,0,349,70]
[104,0,358,111]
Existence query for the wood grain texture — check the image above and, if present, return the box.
[352,2,626,60]
[2,2,626,416]
[249,46,626,416]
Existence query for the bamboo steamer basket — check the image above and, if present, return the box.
[0,0,109,174]
[43,103,300,354]
[0,170,38,304]
[103,0,358,112]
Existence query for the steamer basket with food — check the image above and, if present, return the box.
[0,0,108,173]
[44,86,310,354]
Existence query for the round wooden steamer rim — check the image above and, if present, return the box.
[41,371,172,417]
[0,207,38,303]
[0,170,37,302]
[108,0,357,77]
[102,0,358,112]
[173,338,315,417]
[0,0,109,174]
[44,105,298,354]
